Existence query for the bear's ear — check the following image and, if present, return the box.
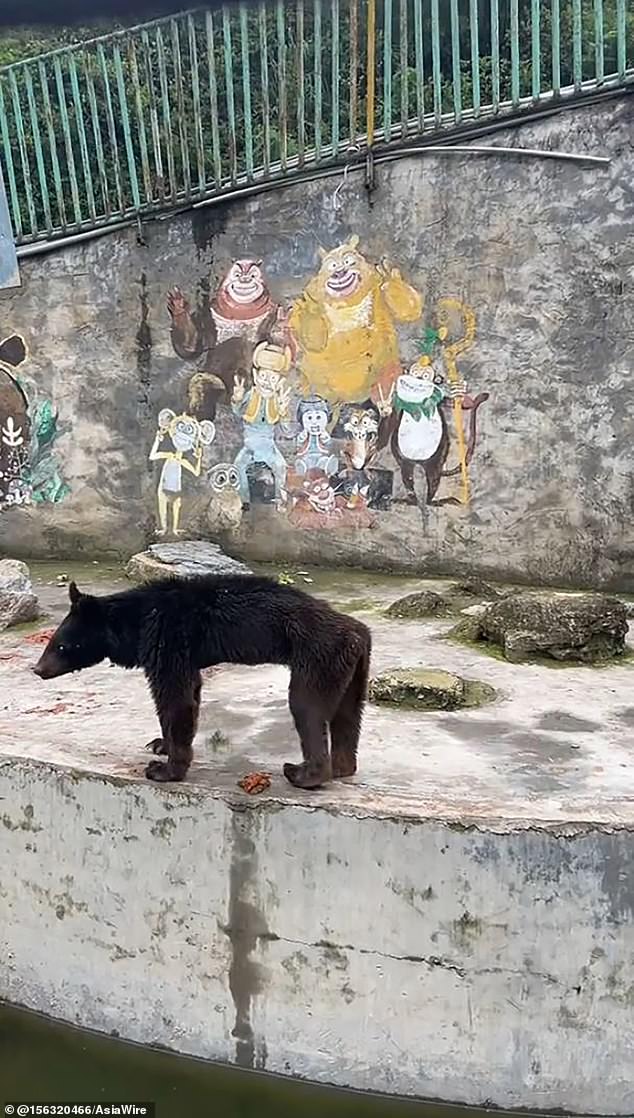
[68,581,82,607]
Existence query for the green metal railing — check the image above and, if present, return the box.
[1,0,632,246]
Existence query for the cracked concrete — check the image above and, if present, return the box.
[1,565,633,1114]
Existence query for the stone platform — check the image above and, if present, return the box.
[0,565,633,1116]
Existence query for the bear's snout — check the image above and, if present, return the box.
[32,653,64,680]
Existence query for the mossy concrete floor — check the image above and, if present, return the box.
[1,561,633,826]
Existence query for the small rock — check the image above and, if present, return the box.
[0,558,39,631]
[446,615,482,644]
[387,579,506,621]
[479,591,628,663]
[447,578,501,601]
[386,590,447,619]
[126,541,252,583]
[460,602,493,618]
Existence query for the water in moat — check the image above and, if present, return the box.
[0,1003,575,1118]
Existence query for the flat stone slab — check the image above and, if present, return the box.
[369,667,495,710]
[126,540,252,582]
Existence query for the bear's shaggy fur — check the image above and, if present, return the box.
[33,575,372,789]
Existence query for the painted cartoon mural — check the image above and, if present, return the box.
[289,235,422,404]
[377,300,488,506]
[149,409,215,535]
[294,395,339,477]
[167,260,293,420]
[205,463,242,532]
[232,340,293,505]
[155,240,488,539]
[288,468,375,530]
[0,332,69,511]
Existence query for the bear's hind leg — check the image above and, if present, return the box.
[284,672,332,790]
[330,644,370,779]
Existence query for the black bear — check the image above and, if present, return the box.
[32,576,372,790]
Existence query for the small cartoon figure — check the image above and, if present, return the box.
[205,462,243,533]
[3,476,31,507]
[288,467,376,530]
[337,474,375,527]
[149,409,215,536]
[294,395,339,477]
[232,340,293,505]
[289,468,344,528]
[381,358,488,506]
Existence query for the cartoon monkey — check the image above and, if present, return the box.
[149,409,215,536]
[294,395,339,477]
[289,236,423,405]
[167,260,293,419]
[378,361,488,506]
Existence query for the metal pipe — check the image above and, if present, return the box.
[382,144,611,166]
[17,219,138,258]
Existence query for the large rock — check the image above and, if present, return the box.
[478,591,628,663]
[0,558,39,631]
[369,667,495,711]
[126,541,252,583]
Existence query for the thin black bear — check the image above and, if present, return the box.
[32,576,372,790]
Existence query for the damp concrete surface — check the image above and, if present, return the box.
[0,563,633,1117]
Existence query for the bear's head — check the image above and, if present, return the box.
[33,582,107,679]
[310,236,375,305]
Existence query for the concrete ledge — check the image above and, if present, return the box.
[1,754,633,1116]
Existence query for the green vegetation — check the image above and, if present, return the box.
[0,1,631,239]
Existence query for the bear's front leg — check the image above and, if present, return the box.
[145,671,201,783]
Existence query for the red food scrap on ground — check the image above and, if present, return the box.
[238,772,272,795]
[23,629,56,645]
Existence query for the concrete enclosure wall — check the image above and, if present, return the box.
[1,758,633,1116]
[0,98,633,588]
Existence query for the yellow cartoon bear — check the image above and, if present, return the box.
[289,236,423,405]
